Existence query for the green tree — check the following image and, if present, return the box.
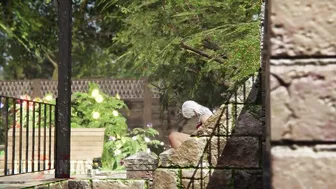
[97,0,261,109]
[0,0,120,80]
[0,0,261,111]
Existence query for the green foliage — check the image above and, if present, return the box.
[97,0,261,109]
[102,127,162,170]
[71,83,128,130]
[0,0,262,119]
[71,83,162,170]
[0,83,163,170]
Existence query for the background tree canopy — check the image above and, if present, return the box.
[0,0,261,109]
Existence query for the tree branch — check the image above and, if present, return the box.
[46,53,57,68]
[180,43,226,64]
[46,53,58,80]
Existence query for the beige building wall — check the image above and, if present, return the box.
[267,0,336,188]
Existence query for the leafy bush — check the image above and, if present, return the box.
[71,83,163,170]
[1,83,164,170]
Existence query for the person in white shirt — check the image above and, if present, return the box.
[168,100,213,149]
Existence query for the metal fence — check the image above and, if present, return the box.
[0,95,56,176]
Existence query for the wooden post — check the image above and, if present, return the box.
[143,78,152,127]
[32,79,42,98]
[55,0,72,178]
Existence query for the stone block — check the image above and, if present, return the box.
[67,180,91,189]
[272,146,336,188]
[271,64,336,141]
[127,170,153,180]
[206,169,232,189]
[181,169,232,189]
[92,179,147,189]
[152,169,179,189]
[271,0,336,56]
[206,136,228,167]
[192,104,238,136]
[124,152,158,171]
[211,137,260,168]
[181,169,211,179]
[181,179,206,189]
[234,170,262,189]
[159,138,207,167]
[233,105,263,136]
[49,181,69,189]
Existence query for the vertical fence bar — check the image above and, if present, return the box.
[4,97,9,175]
[0,96,2,175]
[43,104,47,170]
[225,103,229,140]
[25,100,30,173]
[19,100,23,173]
[0,96,1,175]
[31,102,36,172]
[54,99,57,172]
[38,104,41,171]
[49,105,52,170]
[243,82,246,102]
[11,98,16,175]
[234,92,238,121]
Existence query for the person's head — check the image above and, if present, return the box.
[181,100,202,119]
[181,100,213,120]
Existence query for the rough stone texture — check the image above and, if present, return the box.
[159,138,207,167]
[49,181,69,189]
[68,180,91,189]
[234,170,262,189]
[127,170,153,180]
[271,0,336,56]
[67,180,91,189]
[181,169,232,189]
[206,169,232,189]
[181,179,208,189]
[213,137,260,168]
[124,152,158,171]
[270,86,291,141]
[152,169,179,189]
[272,146,336,188]
[206,136,227,167]
[271,63,336,141]
[92,180,146,189]
[181,169,211,179]
[234,105,263,136]
[158,148,175,167]
[192,104,238,137]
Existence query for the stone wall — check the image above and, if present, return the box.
[267,0,336,188]
[124,73,264,189]
[23,179,148,189]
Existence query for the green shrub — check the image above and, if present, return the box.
[2,83,164,170]
[71,83,163,170]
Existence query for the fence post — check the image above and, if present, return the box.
[55,0,72,178]
[143,78,152,127]
[32,79,42,98]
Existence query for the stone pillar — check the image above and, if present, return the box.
[268,0,336,188]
